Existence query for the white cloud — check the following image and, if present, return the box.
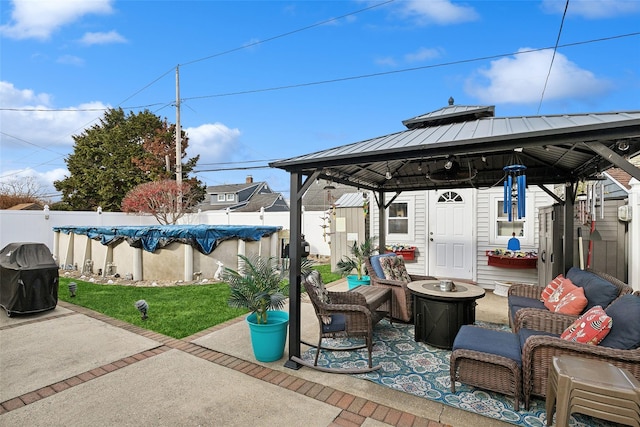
[464,48,611,104]
[79,30,127,45]
[374,56,397,67]
[0,0,114,40]
[0,81,108,149]
[57,54,84,66]
[184,123,242,165]
[542,0,640,18]
[399,0,479,25]
[0,81,51,106]
[404,47,442,63]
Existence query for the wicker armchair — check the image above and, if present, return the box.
[507,268,632,327]
[296,270,391,373]
[514,304,640,409]
[364,257,436,322]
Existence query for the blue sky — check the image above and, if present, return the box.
[1,0,639,201]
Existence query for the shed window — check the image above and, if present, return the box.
[388,202,409,234]
[226,193,235,201]
[217,194,225,202]
[497,200,525,238]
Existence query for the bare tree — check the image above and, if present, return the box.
[0,176,47,209]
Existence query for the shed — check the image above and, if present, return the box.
[329,192,370,273]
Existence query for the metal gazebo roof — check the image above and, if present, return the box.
[271,105,640,192]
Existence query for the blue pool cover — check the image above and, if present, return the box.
[53,225,282,254]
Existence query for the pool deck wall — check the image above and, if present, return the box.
[54,230,281,281]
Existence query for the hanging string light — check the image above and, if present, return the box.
[503,163,527,222]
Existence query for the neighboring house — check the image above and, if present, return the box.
[603,155,639,198]
[7,202,44,210]
[302,182,357,211]
[198,175,289,212]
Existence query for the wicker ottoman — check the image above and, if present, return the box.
[450,325,523,411]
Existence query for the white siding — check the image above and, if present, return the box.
[370,191,427,276]
[369,186,567,288]
[476,187,554,287]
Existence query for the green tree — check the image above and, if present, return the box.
[54,108,203,211]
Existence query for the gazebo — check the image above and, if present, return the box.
[270,101,640,370]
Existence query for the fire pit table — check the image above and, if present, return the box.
[408,280,485,349]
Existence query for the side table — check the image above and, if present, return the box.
[546,355,640,427]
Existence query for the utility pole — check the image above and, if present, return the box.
[175,65,183,213]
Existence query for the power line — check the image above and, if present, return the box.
[1,3,396,113]
[0,102,169,112]
[2,32,637,113]
[194,165,272,173]
[180,0,396,67]
[183,32,640,102]
[0,131,67,155]
[196,159,281,166]
[537,0,570,114]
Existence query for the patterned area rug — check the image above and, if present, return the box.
[299,320,616,427]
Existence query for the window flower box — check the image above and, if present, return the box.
[485,250,537,269]
[385,245,416,261]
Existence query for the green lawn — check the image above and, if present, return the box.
[57,264,341,339]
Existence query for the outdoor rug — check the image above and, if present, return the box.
[299,320,618,427]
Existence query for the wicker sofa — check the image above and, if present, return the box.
[507,267,632,326]
[452,291,640,411]
[514,292,640,409]
[364,255,435,322]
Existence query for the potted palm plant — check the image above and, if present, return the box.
[225,254,289,362]
[337,236,377,289]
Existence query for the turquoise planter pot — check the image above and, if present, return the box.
[347,275,370,290]
[246,310,289,362]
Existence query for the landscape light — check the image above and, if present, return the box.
[135,300,149,320]
[68,282,77,297]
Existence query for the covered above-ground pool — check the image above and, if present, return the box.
[53,225,283,282]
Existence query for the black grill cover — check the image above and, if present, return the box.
[0,242,58,316]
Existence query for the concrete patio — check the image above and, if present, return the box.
[0,279,510,427]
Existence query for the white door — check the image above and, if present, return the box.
[428,189,474,280]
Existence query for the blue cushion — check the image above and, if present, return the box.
[369,253,396,279]
[322,314,346,333]
[566,267,618,310]
[508,295,546,323]
[600,295,640,349]
[452,325,522,366]
[517,328,559,348]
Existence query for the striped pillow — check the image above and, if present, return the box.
[560,306,612,345]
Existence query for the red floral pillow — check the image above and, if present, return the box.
[560,306,612,345]
[554,286,587,315]
[541,275,576,312]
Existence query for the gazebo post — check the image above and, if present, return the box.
[284,171,303,369]
[563,182,576,274]
[284,170,319,370]
[377,190,386,252]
